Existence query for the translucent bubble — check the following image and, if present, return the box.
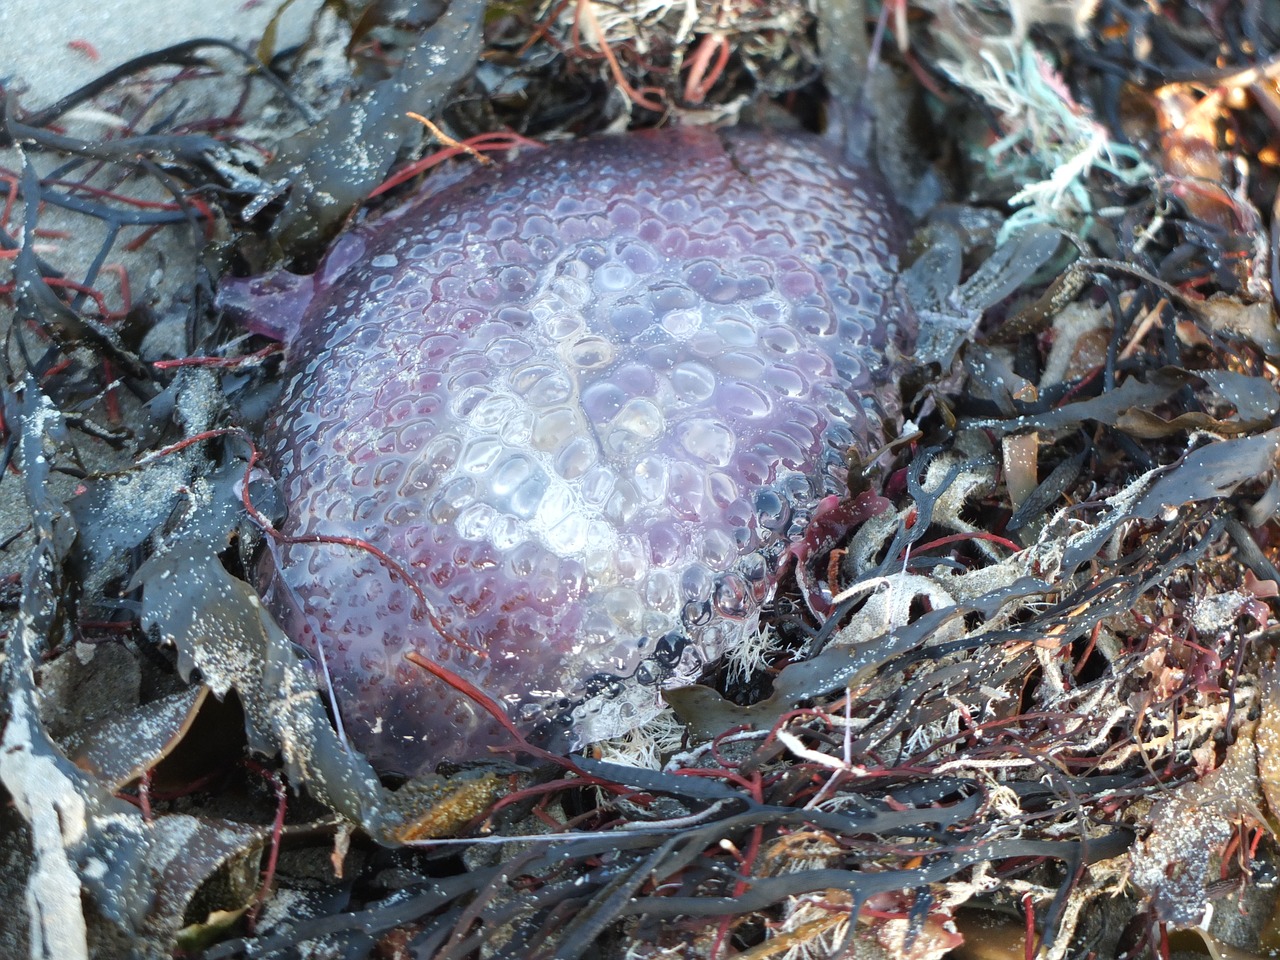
[539,488,588,554]
[660,309,702,339]
[604,481,642,524]
[649,280,699,314]
[384,500,420,527]
[670,362,716,403]
[512,363,573,407]
[678,418,735,466]
[549,275,591,306]
[715,351,767,380]
[611,300,655,338]
[584,542,614,580]
[700,529,735,569]
[485,336,535,366]
[488,515,524,550]
[684,259,721,295]
[612,398,664,440]
[577,242,608,268]
[614,534,647,581]
[532,406,585,452]
[707,471,738,508]
[498,265,536,295]
[763,363,807,398]
[717,381,772,419]
[430,477,475,523]
[449,385,489,418]
[582,382,626,421]
[680,563,714,602]
[619,239,660,273]
[459,437,503,472]
[595,262,635,293]
[796,304,835,335]
[644,567,679,611]
[508,473,549,520]
[647,520,684,567]
[468,395,517,432]
[566,336,616,370]
[554,435,598,480]
[613,362,657,395]
[580,464,616,507]
[456,502,496,540]
[632,456,668,503]
[754,489,790,532]
[373,457,404,489]
[714,314,758,346]
[602,588,644,632]
[713,573,751,618]
[498,409,535,445]
[667,461,706,520]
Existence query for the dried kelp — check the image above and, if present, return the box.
[0,382,272,958]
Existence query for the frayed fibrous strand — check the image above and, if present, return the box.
[935,40,1152,233]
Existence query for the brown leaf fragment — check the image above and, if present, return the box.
[1155,85,1232,228]
[384,774,503,843]
[61,685,208,790]
[1003,432,1040,511]
[1089,369,1276,438]
[1113,409,1254,439]
[1195,297,1280,358]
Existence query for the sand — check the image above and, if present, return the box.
[0,0,320,104]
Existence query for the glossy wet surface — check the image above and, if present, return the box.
[262,125,913,775]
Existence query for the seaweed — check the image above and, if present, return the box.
[261,0,485,256]
[0,382,270,957]
[4,0,1280,957]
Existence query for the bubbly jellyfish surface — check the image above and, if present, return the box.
[258,125,913,776]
